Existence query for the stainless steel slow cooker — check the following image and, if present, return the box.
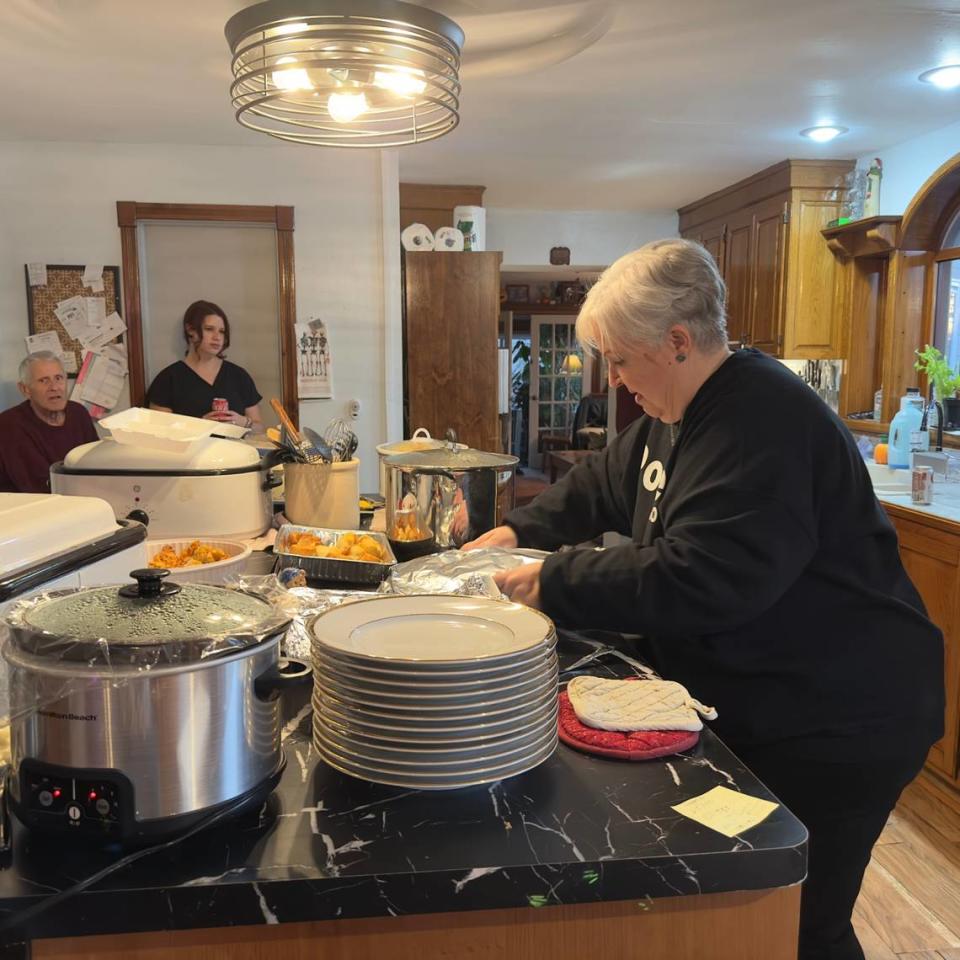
[383,447,519,556]
[1,569,306,842]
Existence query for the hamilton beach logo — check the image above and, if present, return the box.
[641,444,667,523]
[38,710,97,722]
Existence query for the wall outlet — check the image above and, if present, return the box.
[348,399,361,420]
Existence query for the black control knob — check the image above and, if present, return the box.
[126,509,149,526]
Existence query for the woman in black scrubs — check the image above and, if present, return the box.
[147,300,264,432]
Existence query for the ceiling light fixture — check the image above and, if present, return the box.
[225,0,464,148]
[919,65,960,90]
[800,125,848,143]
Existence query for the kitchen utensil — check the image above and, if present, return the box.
[344,430,359,461]
[383,447,519,551]
[51,437,280,539]
[322,419,355,462]
[2,569,308,842]
[270,399,329,464]
[301,426,335,464]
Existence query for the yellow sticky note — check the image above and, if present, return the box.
[671,786,779,838]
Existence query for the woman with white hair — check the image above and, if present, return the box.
[466,239,943,960]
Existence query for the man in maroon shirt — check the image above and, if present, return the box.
[0,351,99,493]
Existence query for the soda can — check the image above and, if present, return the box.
[912,465,934,505]
[212,397,229,414]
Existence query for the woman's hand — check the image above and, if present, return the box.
[494,562,543,609]
[461,525,518,551]
[203,410,250,427]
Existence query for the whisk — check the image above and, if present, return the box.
[322,418,358,462]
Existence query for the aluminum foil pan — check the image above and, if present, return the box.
[275,525,396,585]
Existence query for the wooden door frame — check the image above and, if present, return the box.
[116,201,298,425]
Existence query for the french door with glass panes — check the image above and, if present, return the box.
[527,316,592,470]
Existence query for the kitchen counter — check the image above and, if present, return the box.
[0,630,806,960]
[878,480,960,527]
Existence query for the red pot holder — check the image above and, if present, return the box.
[558,688,700,760]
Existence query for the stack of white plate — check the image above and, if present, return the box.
[311,595,559,789]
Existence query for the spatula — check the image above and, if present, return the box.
[270,399,330,463]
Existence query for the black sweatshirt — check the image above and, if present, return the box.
[507,350,944,756]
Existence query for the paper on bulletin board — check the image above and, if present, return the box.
[24,330,78,374]
[83,263,105,293]
[671,786,779,838]
[71,349,126,413]
[296,318,333,399]
[27,263,48,287]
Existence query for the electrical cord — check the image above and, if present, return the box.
[0,782,257,936]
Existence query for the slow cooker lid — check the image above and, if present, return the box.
[8,569,288,665]
[384,449,519,472]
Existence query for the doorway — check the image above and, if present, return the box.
[527,316,591,470]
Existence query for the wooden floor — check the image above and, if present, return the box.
[855,776,960,959]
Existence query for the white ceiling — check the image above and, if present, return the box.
[2,0,960,209]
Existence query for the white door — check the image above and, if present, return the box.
[527,316,591,470]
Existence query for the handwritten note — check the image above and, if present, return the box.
[27,263,48,286]
[671,786,779,838]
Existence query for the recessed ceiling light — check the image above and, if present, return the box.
[919,65,960,90]
[800,125,848,143]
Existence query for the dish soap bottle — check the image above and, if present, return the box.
[888,388,924,468]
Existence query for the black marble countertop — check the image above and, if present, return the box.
[0,629,807,943]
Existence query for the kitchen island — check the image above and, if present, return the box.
[0,630,806,960]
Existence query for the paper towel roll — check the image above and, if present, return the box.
[434,226,465,251]
[453,205,485,252]
[401,223,435,251]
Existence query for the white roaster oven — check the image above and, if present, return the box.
[49,409,279,539]
[0,493,147,612]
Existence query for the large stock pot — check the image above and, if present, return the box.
[383,448,519,558]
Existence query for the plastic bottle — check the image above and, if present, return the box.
[888,389,925,468]
[873,386,883,421]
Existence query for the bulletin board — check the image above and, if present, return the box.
[24,264,122,377]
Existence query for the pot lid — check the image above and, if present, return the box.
[62,436,260,473]
[6,569,289,665]
[384,449,519,472]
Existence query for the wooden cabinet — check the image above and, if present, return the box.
[886,505,960,782]
[679,159,853,358]
[751,196,787,354]
[403,251,503,452]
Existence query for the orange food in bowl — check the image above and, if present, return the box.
[874,442,888,465]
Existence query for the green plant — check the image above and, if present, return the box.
[914,344,960,402]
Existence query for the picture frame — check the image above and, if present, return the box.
[505,283,529,303]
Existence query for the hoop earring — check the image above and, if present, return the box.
[675,353,687,363]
